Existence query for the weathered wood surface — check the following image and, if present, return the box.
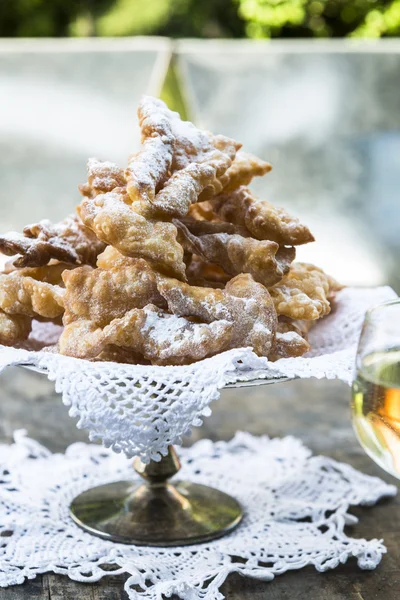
[0,366,398,600]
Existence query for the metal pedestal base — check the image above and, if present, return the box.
[70,446,243,546]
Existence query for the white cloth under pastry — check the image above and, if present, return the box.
[0,431,395,599]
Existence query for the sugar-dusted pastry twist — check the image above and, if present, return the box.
[79,158,127,198]
[219,151,272,194]
[61,262,165,329]
[126,97,240,215]
[78,189,186,279]
[0,215,105,268]
[126,97,175,204]
[60,258,229,363]
[156,273,277,357]
[140,96,239,171]
[176,220,295,288]
[269,262,340,320]
[199,151,271,201]
[60,304,233,364]
[210,187,314,246]
[103,305,233,365]
[148,155,229,218]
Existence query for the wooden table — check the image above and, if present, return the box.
[0,366,398,600]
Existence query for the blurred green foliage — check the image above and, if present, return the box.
[236,0,400,38]
[0,0,399,38]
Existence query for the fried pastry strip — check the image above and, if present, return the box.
[79,158,126,198]
[186,254,231,288]
[139,96,239,171]
[0,310,32,346]
[0,215,105,268]
[220,152,272,193]
[211,187,314,246]
[176,220,295,288]
[61,262,165,329]
[13,263,75,285]
[78,190,186,279]
[126,97,240,210]
[187,201,218,222]
[269,318,312,360]
[148,155,230,218]
[126,97,175,204]
[198,152,271,201]
[60,304,233,365]
[269,263,339,320]
[270,330,310,361]
[0,272,64,319]
[178,218,240,236]
[96,246,138,269]
[0,263,68,345]
[106,305,233,365]
[278,316,314,339]
[156,273,277,357]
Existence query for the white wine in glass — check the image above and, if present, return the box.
[351,300,400,478]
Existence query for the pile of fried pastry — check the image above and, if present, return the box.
[0,96,341,366]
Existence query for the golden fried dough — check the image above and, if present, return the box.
[149,96,239,171]
[0,94,339,365]
[269,318,312,360]
[126,97,174,204]
[126,97,239,210]
[79,158,126,198]
[211,187,314,246]
[0,271,64,320]
[60,304,233,364]
[187,201,218,222]
[199,151,271,201]
[157,273,277,357]
[270,330,310,361]
[96,246,137,269]
[61,262,165,329]
[186,254,231,288]
[0,310,32,346]
[269,263,339,320]
[105,305,233,365]
[219,152,272,193]
[0,215,105,268]
[277,316,314,340]
[178,218,240,236]
[0,263,69,345]
[13,263,75,285]
[78,190,186,279]
[148,158,228,218]
[176,220,295,288]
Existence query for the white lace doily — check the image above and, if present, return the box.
[0,286,396,461]
[0,431,395,599]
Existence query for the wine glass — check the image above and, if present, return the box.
[351,299,400,478]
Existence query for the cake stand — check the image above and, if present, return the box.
[25,363,289,547]
[13,286,396,546]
